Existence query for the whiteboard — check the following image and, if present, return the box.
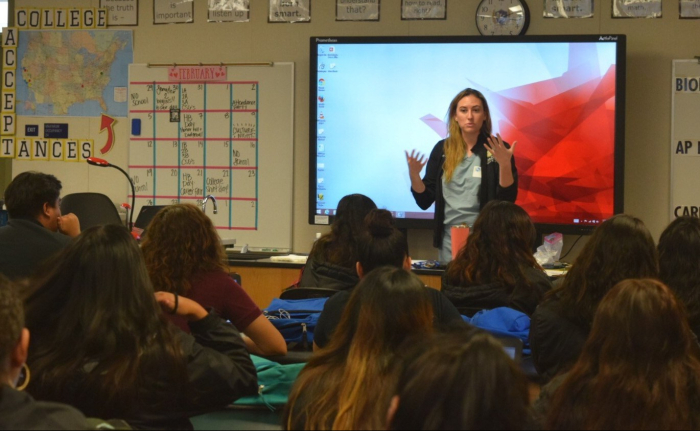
[128,63,294,250]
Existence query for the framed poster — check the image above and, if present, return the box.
[269,0,311,23]
[100,0,139,26]
[336,0,380,21]
[208,0,250,22]
[544,0,594,18]
[154,0,194,24]
[401,0,446,19]
[680,0,700,18]
[613,0,661,18]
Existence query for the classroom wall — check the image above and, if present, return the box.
[6,0,697,260]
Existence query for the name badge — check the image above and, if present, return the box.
[473,166,482,178]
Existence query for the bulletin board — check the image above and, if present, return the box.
[670,60,700,220]
[127,62,294,250]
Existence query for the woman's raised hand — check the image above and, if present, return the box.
[484,134,516,167]
[405,149,427,178]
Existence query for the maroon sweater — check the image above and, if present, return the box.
[169,271,262,333]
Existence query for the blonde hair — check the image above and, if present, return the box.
[443,89,492,183]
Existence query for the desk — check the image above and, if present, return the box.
[227,258,443,309]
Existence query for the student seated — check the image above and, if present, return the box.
[0,275,129,429]
[141,204,287,356]
[535,279,700,429]
[442,200,552,316]
[530,214,658,382]
[296,193,377,290]
[0,172,80,280]
[658,216,700,337]
[283,267,434,430]
[24,225,258,429]
[388,330,530,430]
[313,209,464,350]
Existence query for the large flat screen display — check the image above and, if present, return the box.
[309,35,626,234]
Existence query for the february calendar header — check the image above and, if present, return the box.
[168,66,228,82]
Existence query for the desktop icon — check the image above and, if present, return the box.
[330,63,337,69]
[328,46,335,53]
[574,219,580,223]
[318,143,325,152]
[319,113,325,120]
[318,96,325,103]
[319,63,326,70]
[325,210,330,215]
[317,163,325,170]
[319,78,325,86]
[318,178,324,184]
[318,193,324,201]
[318,129,324,135]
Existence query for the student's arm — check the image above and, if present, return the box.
[241,314,287,356]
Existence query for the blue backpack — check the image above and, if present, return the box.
[263,297,329,350]
[463,307,532,355]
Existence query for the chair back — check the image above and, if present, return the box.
[280,287,339,300]
[60,193,123,231]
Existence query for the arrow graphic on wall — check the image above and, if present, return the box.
[99,114,117,154]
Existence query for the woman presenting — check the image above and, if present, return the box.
[407,88,518,262]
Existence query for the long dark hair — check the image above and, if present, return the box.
[24,225,186,417]
[547,279,700,429]
[446,200,540,292]
[310,194,377,268]
[389,330,529,430]
[284,267,433,430]
[357,209,409,273]
[658,216,700,333]
[141,204,227,296]
[552,214,658,328]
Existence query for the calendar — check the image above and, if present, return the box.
[128,76,260,231]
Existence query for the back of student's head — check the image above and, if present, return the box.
[0,275,23,379]
[311,193,377,267]
[389,330,529,430]
[547,279,700,430]
[357,209,409,274]
[141,204,227,295]
[658,216,700,333]
[555,214,658,327]
[25,224,184,414]
[447,200,539,288]
[4,172,62,219]
[285,267,433,430]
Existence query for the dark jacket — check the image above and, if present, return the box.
[297,256,359,291]
[30,312,258,430]
[411,136,518,248]
[0,385,94,430]
[441,267,552,317]
[529,294,589,383]
[0,218,71,280]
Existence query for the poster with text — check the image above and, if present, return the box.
[101,0,139,25]
[154,0,194,24]
[680,0,700,18]
[613,0,661,17]
[269,0,311,22]
[336,0,380,21]
[208,0,250,22]
[544,0,594,18]
[401,0,446,19]
[670,60,700,221]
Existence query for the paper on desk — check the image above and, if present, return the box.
[269,254,308,263]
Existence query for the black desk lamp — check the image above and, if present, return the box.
[86,157,136,230]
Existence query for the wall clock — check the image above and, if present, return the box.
[476,0,530,35]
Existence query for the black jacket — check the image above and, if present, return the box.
[441,267,552,317]
[529,294,589,383]
[0,385,94,430]
[297,256,359,291]
[0,218,71,280]
[30,312,258,430]
[411,136,518,248]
